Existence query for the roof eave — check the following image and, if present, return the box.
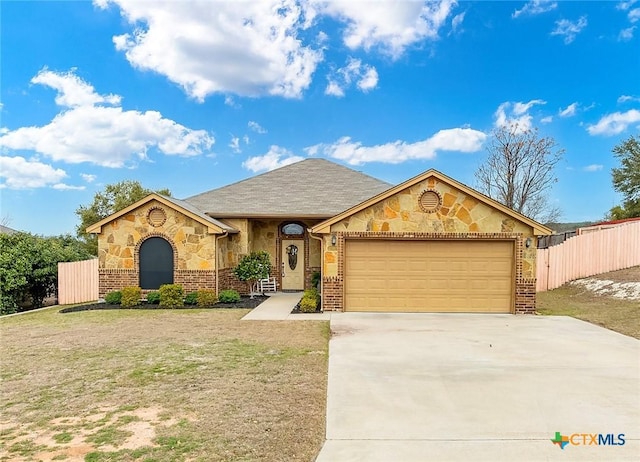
[310,169,554,235]
[86,194,237,235]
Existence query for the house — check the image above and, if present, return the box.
[87,158,552,313]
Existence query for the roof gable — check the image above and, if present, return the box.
[86,193,238,234]
[184,158,392,218]
[310,169,553,235]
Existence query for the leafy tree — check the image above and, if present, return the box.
[76,180,170,255]
[0,233,92,314]
[233,251,272,298]
[475,125,564,222]
[609,135,640,219]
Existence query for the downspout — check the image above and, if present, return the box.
[215,231,228,297]
[308,231,324,311]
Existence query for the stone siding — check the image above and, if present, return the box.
[319,175,540,313]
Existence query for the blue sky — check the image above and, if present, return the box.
[1,0,639,235]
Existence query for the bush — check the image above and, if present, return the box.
[233,251,272,298]
[121,286,141,308]
[299,288,320,313]
[184,292,198,305]
[159,284,184,308]
[105,291,122,305]
[197,289,217,307]
[311,271,321,289]
[218,289,240,303]
[146,291,161,304]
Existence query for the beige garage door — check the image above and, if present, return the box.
[345,240,514,313]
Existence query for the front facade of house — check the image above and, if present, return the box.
[89,159,551,313]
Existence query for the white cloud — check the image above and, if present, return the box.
[325,80,345,97]
[559,102,578,118]
[97,0,322,100]
[541,116,554,124]
[314,0,457,59]
[617,1,638,11]
[618,94,640,103]
[242,145,304,172]
[243,135,250,145]
[512,1,557,19]
[450,12,465,34]
[325,58,378,97]
[81,173,96,183]
[494,100,546,132]
[618,25,636,41]
[551,16,588,44]
[31,68,121,108]
[0,70,214,167]
[583,164,603,172]
[587,109,640,136]
[305,127,486,165]
[248,121,267,134]
[52,183,86,190]
[629,8,640,22]
[0,156,67,189]
[229,136,241,153]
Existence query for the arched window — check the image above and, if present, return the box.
[281,222,304,236]
[139,237,174,289]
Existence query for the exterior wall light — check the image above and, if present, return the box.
[525,237,532,248]
[331,234,337,246]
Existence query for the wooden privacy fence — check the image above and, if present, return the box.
[536,221,640,292]
[58,259,99,305]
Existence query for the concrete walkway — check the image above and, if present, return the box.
[315,313,640,461]
[241,292,331,321]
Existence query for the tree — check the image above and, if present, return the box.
[475,125,564,222]
[233,251,272,298]
[609,135,640,219]
[0,233,92,315]
[76,180,170,255]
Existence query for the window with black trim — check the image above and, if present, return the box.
[281,223,304,236]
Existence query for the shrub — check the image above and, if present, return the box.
[233,251,272,298]
[104,291,122,305]
[159,284,184,308]
[184,292,198,305]
[299,288,320,313]
[146,291,161,304]
[299,296,317,313]
[311,271,321,290]
[197,289,217,307]
[218,289,240,303]
[121,286,141,308]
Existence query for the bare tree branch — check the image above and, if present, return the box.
[475,124,564,222]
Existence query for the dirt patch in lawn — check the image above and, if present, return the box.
[0,307,329,461]
[537,266,640,339]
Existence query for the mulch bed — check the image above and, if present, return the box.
[59,296,268,313]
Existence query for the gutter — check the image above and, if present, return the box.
[215,231,228,297]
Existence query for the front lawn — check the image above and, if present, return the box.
[537,282,640,339]
[0,307,329,461]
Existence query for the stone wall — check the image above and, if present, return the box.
[319,176,540,313]
[98,199,217,271]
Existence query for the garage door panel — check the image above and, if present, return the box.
[345,240,513,313]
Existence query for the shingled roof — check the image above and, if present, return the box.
[184,158,392,218]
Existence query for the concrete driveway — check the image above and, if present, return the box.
[315,313,639,461]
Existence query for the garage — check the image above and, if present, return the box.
[310,169,551,313]
[344,239,514,313]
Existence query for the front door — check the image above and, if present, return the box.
[281,239,304,291]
